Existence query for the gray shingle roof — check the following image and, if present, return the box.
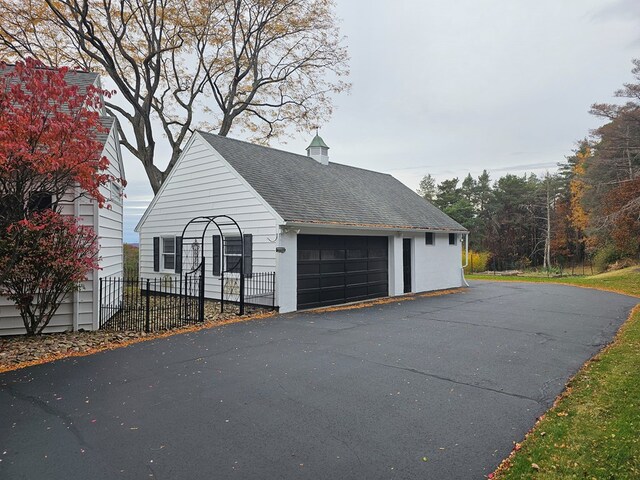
[1,65,114,148]
[0,65,99,93]
[198,132,467,232]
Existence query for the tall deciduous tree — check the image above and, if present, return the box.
[0,0,350,193]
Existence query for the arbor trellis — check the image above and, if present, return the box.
[179,215,246,317]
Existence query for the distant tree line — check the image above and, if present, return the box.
[418,59,640,272]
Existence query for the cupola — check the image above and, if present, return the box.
[306,133,329,165]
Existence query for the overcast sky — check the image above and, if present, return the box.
[121,0,640,242]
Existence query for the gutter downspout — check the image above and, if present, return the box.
[461,233,470,287]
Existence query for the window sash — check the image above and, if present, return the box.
[162,237,175,270]
[225,236,242,273]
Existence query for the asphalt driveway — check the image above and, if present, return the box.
[0,281,637,479]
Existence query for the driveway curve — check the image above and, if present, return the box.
[0,281,637,479]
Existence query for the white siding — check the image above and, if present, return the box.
[412,232,464,292]
[138,134,279,302]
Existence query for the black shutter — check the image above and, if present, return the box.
[243,234,253,278]
[153,237,160,272]
[175,236,183,273]
[212,235,221,276]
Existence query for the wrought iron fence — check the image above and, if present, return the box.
[99,270,276,333]
[99,274,203,332]
[221,272,277,310]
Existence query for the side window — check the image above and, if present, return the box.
[225,236,243,274]
[28,192,53,212]
[449,233,457,245]
[162,237,176,271]
[110,181,122,205]
[425,232,434,245]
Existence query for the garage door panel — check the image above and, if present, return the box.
[298,292,320,308]
[320,274,345,288]
[297,234,389,310]
[320,287,346,303]
[368,283,388,296]
[298,277,320,290]
[298,263,320,275]
[346,273,368,285]
[368,271,387,283]
[320,262,347,274]
[367,259,387,270]
[345,260,368,272]
[345,285,368,299]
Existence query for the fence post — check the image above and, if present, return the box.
[145,279,151,333]
[272,272,276,309]
[220,275,224,313]
[99,277,103,328]
[199,259,205,321]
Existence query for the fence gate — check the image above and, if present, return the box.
[182,258,205,322]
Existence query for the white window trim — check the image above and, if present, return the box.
[161,236,176,272]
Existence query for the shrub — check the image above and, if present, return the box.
[463,250,492,273]
[0,211,99,335]
[592,245,622,272]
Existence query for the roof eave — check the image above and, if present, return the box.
[281,220,469,233]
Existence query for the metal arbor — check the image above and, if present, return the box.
[180,215,246,317]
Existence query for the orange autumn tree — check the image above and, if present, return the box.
[0,59,115,335]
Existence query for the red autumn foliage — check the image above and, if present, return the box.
[0,58,117,334]
[0,58,115,223]
[1,210,99,335]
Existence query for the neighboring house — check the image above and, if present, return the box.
[0,68,125,335]
[136,132,467,313]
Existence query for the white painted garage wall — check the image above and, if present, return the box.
[411,232,464,292]
[274,226,464,313]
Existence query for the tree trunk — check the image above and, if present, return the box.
[543,176,552,272]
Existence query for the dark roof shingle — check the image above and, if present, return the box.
[199,132,466,231]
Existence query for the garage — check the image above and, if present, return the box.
[297,235,389,309]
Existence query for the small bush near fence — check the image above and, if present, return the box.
[463,250,492,274]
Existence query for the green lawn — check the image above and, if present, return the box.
[467,268,640,479]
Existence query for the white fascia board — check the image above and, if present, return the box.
[282,222,468,234]
[108,117,126,181]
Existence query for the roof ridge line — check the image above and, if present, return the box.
[196,130,393,177]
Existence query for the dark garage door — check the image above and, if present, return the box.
[297,235,389,310]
